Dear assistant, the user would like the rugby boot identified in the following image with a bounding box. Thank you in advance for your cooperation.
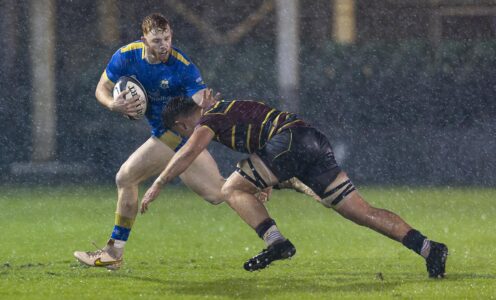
[244,239,296,271]
[425,241,448,278]
[74,239,123,270]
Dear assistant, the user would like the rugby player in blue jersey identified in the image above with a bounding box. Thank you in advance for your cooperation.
[140,90,448,278]
[74,13,227,270]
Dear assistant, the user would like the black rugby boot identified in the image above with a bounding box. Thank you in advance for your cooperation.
[244,239,296,271]
[426,241,448,278]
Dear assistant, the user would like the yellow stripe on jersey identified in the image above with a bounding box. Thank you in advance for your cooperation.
[103,70,115,83]
[204,101,237,115]
[204,101,221,114]
[268,112,284,140]
[142,45,147,59]
[159,130,182,150]
[224,100,236,114]
[246,124,252,153]
[120,42,145,53]
[231,125,236,149]
[171,49,190,66]
[277,119,304,133]
[259,109,276,148]
[199,125,216,136]
[262,109,276,125]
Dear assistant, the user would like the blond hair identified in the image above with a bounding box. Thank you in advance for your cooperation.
[141,13,170,35]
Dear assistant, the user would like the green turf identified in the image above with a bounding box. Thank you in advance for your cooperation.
[0,186,495,299]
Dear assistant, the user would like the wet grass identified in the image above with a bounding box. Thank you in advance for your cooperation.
[0,185,495,299]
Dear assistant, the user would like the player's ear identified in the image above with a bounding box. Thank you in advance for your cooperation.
[174,120,187,131]
[141,36,148,46]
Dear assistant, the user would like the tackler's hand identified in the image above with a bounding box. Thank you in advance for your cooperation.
[140,181,163,214]
[213,90,222,101]
[256,186,273,204]
[202,88,219,107]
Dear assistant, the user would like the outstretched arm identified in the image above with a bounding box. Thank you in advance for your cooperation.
[140,126,215,213]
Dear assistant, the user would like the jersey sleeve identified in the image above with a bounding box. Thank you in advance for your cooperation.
[105,49,126,83]
[183,63,207,97]
[197,114,224,135]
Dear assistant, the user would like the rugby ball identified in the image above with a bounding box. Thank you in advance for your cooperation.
[113,76,148,120]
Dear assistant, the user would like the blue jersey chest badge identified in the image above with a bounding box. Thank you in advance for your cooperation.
[160,79,169,89]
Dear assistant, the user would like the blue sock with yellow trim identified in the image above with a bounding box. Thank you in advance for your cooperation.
[110,214,134,250]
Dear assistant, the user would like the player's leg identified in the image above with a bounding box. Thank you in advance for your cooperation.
[327,173,413,241]
[221,166,272,229]
[74,135,226,269]
[74,136,174,269]
[111,141,225,253]
[273,127,448,278]
[222,154,296,271]
[310,171,448,278]
[178,148,225,205]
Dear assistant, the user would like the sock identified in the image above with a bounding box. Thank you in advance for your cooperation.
[113,239,126,248]
[255,218,285,247]
[110,213,134,249]
[402,229,429,257]
[420,239,431,258]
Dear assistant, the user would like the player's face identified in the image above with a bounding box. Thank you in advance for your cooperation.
[173,115,198,137]
[142,26,172,62]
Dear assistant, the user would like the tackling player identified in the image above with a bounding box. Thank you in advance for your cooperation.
[140,90,449,278]
[73,13,226,270]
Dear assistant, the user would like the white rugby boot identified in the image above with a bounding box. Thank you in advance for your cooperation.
[74,239,123,270]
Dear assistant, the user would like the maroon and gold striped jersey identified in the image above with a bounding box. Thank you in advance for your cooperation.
[197,100,307,153]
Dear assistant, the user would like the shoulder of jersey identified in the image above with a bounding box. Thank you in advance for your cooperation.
[169,47,192,66]
[119,41,146,59]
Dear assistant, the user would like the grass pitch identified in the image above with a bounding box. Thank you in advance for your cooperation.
[0,185,495,299]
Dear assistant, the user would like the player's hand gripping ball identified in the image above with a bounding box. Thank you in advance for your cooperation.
[112,76,148,120]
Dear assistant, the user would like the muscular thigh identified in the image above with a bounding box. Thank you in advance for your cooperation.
[118,136,174,185]
[179,149,225,204]
[235,153,280,190]
[120,136,223,201]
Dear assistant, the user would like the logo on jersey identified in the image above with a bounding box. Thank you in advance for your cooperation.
[160,79,169,89]
[196,77,205,85]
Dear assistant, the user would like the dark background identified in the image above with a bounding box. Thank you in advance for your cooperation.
[1,0,495,186]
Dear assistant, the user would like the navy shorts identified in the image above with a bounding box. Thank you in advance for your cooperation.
[256,126,341,198]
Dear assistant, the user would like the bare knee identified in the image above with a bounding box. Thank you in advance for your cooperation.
[115,167,128,189]
[203,192,224,205]
[221,181,252,206]
[115,163,138,189]
[196,183,225,205]
[220,183,236,204]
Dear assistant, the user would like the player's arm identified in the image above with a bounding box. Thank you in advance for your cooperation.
[184,62,220,108]
[95,72,116,109]
[95,72,142,118]
[95,72,143,117]
[140,126,215,213]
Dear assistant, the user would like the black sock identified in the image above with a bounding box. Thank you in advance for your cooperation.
[255,218,285,246]
[402,229,427,255]
[255,218,276,238]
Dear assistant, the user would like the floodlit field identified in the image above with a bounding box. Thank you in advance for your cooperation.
[0,186,494,299]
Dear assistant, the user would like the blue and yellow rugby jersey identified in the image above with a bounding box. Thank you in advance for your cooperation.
[104,41,206,141]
